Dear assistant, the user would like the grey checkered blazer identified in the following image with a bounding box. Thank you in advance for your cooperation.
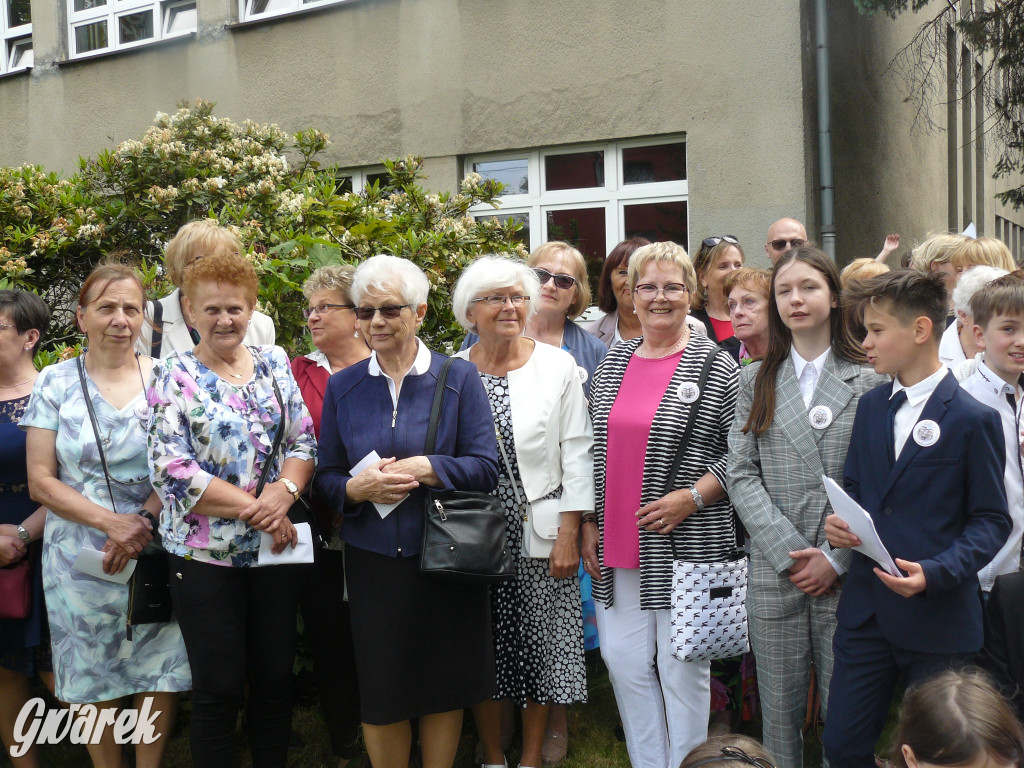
[726,355,888,619]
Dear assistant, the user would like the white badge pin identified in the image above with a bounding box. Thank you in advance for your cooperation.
[677,382,700,404]
[134,402,151,422]
[577,366,589,385]
[809,405,833,430]
[913,420,940,447]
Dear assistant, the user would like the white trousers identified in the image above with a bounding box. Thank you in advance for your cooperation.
[595,568,710,768]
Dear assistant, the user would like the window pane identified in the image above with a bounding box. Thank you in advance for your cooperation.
[473,159,529,196]
[248,0,293,15]
[545,207,606,297]
[476,213,530,249]
[366,172,389,188]
[544,151,604,191]
[164,3,197,36]
[622,143,687,184]
[75,20,107,53]
[7,0,30,27]
[73,0,106,11]
[335,176,354,195]
[623,200,689,251]
[9,38,31,70]
[119,10,154,44]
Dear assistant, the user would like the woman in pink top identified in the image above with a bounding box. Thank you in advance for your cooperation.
[582,241,740,768]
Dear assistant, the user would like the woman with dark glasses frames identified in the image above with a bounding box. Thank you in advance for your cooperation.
[291,264,369,768]
[315,254,500,768]
[690,236,745,352]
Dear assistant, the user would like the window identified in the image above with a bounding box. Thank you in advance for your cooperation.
[1,0,31,75]
[240,0,358,23]
[334,166,389,195]
[467,138,688,284]
[68,0,196,59]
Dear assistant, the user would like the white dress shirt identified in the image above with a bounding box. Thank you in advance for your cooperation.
[961,353,1024,590]
[938,321,967,369]
[891,365,948,459]
[791,346,831,408]
[367,338,432,407]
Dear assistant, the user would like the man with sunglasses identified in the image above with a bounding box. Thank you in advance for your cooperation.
[765,219,809,267]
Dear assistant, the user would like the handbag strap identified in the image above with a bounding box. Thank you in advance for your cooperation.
[494,429,525,513]
[254,349,287,498]
[424,357,457,455]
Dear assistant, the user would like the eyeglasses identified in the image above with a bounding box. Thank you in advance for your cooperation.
[0,323,17,332]
[687,746,777,768]
[534,268,576,290]
[302,303,355,319]
[471,295,531,307]
[727,296,763,312]
[353,304,411,321]
[769,238,806,251]
[702,235,739,248]
[634,283,689,301]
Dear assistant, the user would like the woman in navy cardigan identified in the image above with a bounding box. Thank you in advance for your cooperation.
[314,255,500,768]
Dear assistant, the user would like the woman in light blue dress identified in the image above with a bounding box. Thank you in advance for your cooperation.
[22,262,190,768]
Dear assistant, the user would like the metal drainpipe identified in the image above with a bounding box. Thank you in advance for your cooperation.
[815,0,837,260]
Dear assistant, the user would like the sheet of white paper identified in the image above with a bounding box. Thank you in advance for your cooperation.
[821,476,903,577]
[351,450,403,518]
[258,522,315,566]
[73,547,137,584]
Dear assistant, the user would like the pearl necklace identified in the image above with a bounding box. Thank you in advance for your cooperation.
[635,329,689,359]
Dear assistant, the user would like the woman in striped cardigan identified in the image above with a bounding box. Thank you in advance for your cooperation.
[581,241,739,768]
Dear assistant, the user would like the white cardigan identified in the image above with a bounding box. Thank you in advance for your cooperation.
[136,288,277,359]
[456,341,595,513]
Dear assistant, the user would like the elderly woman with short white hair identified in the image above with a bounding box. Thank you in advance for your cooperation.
[941,264,1009,371]
[453,256,594,768]
[315,255,500,768]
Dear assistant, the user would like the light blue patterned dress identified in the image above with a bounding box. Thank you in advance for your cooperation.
[147,346,316,567]
[20,358,191,704]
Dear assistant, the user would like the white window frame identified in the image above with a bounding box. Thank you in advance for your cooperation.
[467,136,689,257]
[1,0,32,75]
[335,165,389,195]
[67,0,196,60]
[239,0,359,24]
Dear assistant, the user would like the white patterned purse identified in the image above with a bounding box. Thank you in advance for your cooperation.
[670,557,749,662]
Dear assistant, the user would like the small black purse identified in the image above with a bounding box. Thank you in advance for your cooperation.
[76,354,172,638]
[418,358,513,583]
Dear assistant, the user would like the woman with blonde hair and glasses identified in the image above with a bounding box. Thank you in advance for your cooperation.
[689,236,745,351]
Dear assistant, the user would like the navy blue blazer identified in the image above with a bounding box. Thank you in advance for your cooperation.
[313,351,500,558]
[838,371,1010,654]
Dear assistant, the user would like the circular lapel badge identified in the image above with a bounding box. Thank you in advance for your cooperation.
[134,403,151,422]
[677,382,700,404]
[577,366,589,385]
[913,420,941,448]
[809,405,833,430]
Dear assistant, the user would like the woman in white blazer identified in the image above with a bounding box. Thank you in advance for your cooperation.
[136,220,276,359]
[454,256,594,768]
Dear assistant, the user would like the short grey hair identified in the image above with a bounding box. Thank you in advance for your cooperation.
[303,264,356,301]
[452,255,540,332]
[351,254,430,307]
[952,265,1009,318]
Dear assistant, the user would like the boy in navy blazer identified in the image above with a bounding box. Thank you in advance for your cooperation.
[823,270,1010,768]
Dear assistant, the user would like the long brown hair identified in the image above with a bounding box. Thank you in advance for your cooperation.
[743,245,866,435]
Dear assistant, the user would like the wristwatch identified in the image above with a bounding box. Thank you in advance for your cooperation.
[16,525,31,544]
[689,487,706,512]
[280,477,300,500]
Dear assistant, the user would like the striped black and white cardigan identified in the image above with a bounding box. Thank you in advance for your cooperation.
[590,334,739,610]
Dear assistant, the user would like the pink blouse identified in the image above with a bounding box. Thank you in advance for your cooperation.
[603,349,684,568]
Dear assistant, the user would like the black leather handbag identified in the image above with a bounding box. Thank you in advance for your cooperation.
[419,358,514,583]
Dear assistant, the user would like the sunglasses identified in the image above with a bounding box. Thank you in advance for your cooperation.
[302,303,355,319]
[769,238,806,251]
[534,268,576,290]
[353,304,411,321]
[702,235,739,248]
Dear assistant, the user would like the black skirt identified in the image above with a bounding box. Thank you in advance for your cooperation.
[345,544,495,725]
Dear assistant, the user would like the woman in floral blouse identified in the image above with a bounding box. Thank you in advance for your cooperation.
[147,250,316,768]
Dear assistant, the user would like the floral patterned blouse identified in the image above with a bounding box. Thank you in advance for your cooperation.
[147,345,316,567]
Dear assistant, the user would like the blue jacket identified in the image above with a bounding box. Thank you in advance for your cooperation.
[314,351,500,557]
[460,319,606,396]
[839,371,1010,654]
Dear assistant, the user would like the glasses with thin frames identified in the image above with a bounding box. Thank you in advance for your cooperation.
[687,746,777,768]
[702,235,739,248]
[302,303,355,319]
[0,322,18,332]
[634,283,689,301]
[769,237,806,251]
[353,304,411,321]
[534,268,576,290]
[471,295,531,308]
[727,296,763,313]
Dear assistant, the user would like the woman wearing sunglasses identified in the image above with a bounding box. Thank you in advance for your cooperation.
[315,255,500,768]
[291,264,369,768]
[690,236,745,352]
